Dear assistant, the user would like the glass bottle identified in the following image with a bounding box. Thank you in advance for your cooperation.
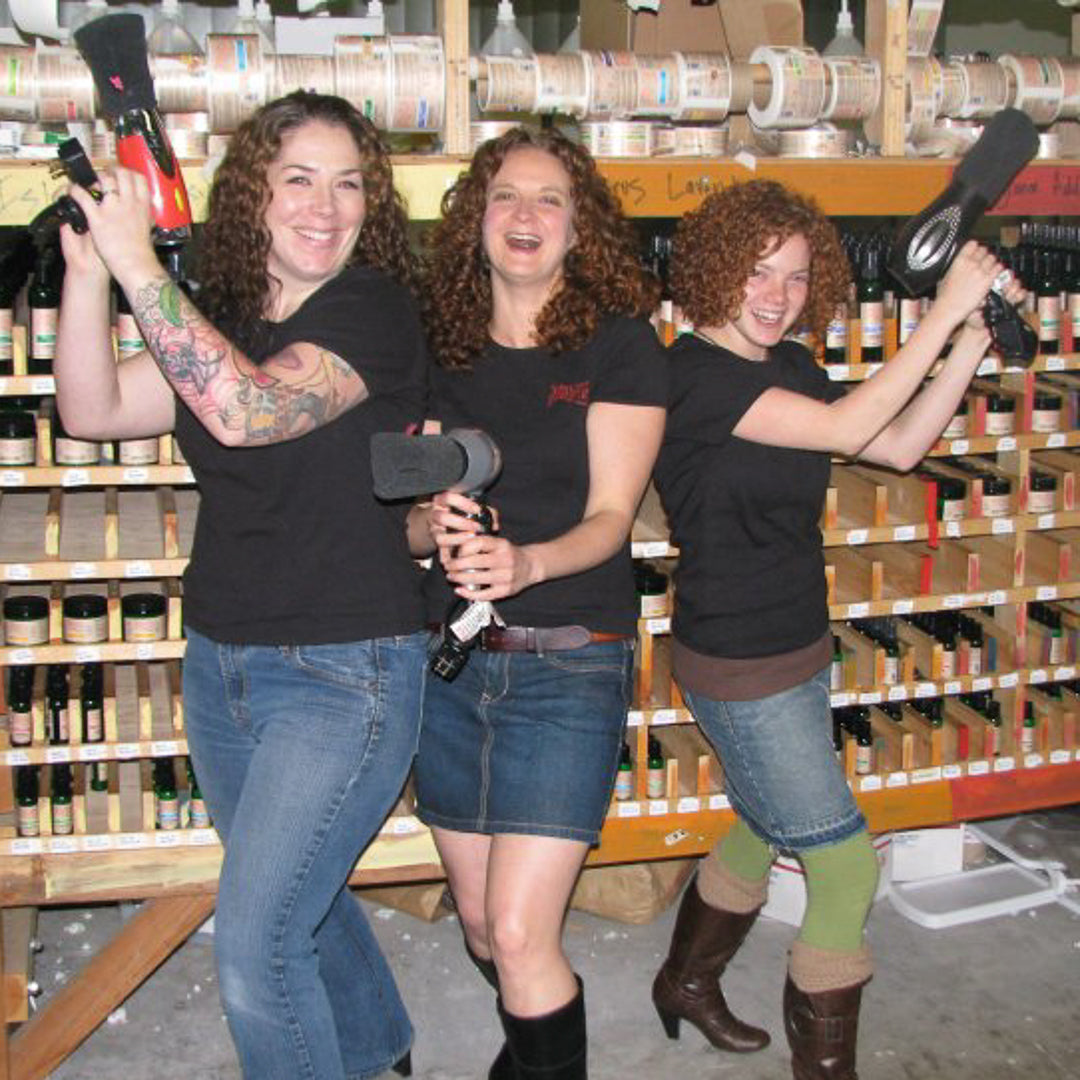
[857,243,884,364]
[154,758,180,830]
[15,765,40,838]
[28,241,64,376]
[7,664,33,747]
[1021,701,1037,753]
[0,231,33,376]
[147,0,203,57]
[614,742,633,801]
[80,663,104,743]
[45,664,69,745]
[646,736,665,799]
[50,763,74,836]
[1036,249,1061,356]
[186,758,211,828]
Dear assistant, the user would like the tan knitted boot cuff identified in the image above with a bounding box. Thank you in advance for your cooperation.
[697,851,770,914]
[789,940,874,994]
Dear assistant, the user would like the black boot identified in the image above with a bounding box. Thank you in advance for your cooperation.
[466,941,500,992]
[783,974,867,1079]
[391,1050,412,1077]
[493,975,587,1080]
[652,876,770,1053]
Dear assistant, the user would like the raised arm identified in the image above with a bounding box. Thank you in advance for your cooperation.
[733,242,1004,466]
[60,169,367,448]
[434,402,665,601]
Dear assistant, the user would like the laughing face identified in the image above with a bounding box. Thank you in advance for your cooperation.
[481,146,576,298]
[712,233,811,361]
[264,119,366,319]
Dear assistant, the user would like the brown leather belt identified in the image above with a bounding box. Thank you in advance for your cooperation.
[479,625,629,652]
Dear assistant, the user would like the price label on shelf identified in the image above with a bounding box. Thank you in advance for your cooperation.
[1024,753,1044,769]
[1037,513,1057,529]
[74,646,102,663]
[651,708,677,726]
[945,520,962,538]
[708,794,730,811]
[4,563,30,580]
[991,518,1014,534]
[944,681,961,695]
[1045,355,1066,371]
[30,378,52,395]
[644,617,670,635]
[892,526,916,542]
[831,692,853,707]
[387,816,420,835]
[49,837,78,854]
[122,467,150,484]
[915,682,936,698]
[1036,586,1058,601]
[82,834,115,851]
[116,742,140,759]
[635,541,669,558]
[9,648,34,664]
[1046,432,1066,448]
[972,676,993,692]
[71,562,98,579]
[888,685,908,701]
[999,672,1019,688]
[943,764,963,780]
[190,829,218,846]
[892,599,914,615]
[949,439,969,455]
[846,529,868,546]
[649,800,668,816]
[858,691,882,704]
[125,560,152,578]
[1029,669,1047,684]
[11,838,42,855]
[154,832,183,848]
[886,771,909,788]
[0,470,25,486]
[859,775,883,792]
[61,469,90,488]
[943,593,964,608]
[151,740,180,757]
[116,832,150,849]
[1054,666,1076,681]
[4,749,30,766]
[987,591,1007,606]
[993,757,1015,773]
[846,602,869,618]
[45,746,71,763]
[1050,749,1071,765]
[968,759,990,775]
[995,436,1017,452]
[911,767,942,784]
[136,643,156,660]
[625,710,643,727]
[676,796,700,814]
[826,365,851,380]
[77,744,106,761]
[616,801,640,818]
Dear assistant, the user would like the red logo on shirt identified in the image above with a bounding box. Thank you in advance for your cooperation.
[547,381,591,407]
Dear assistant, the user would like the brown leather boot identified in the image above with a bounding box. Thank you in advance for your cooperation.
[651,877,770,1053]
[783,974,867,1079]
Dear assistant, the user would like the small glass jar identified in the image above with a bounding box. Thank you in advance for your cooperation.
[0,411,36,465]
[937,477,966,521]
[4,594,49,645]
[1028,470,1058,515]
[942,398,969,439]
[983,393,1015,436]
[118,437,159,466]
[62,593,108,643]
[54,418,100,466]
[1031,391,1063,434]
[981,475,1012,518]
[121,592,167,641]
[635,563,669,618]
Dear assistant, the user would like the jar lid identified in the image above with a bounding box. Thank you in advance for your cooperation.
[121,592,166,617]
[1030,470,1057,491]
[4,594,48,619]
[985,393,1014,411]
[982,475,1011,495]
[63,594,106,619]
[0,411,35,437]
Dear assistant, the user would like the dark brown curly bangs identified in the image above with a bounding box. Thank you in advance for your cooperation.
[670,179,849,342]
[422,126,659,370]
[196,90,418,338]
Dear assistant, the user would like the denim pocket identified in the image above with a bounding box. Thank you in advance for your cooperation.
[286,641,379,689]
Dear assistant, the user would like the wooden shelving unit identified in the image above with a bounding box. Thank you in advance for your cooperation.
[2,0,1080,1076]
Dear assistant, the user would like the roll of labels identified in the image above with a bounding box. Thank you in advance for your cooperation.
[1,37,1079,151]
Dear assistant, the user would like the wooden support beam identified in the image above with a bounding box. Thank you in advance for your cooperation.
[865,0,907,156]
[437,0,470,156]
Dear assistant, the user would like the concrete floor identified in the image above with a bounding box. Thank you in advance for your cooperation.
[27,812,1080,1080]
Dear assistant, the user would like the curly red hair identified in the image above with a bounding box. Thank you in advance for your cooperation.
[670,179,849,341]
[196,91,418,339]
[422,127,659,370]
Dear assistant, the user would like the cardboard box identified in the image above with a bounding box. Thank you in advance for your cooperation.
[890,825,966,883]
[761,834,892,928]
[580,0,802,57]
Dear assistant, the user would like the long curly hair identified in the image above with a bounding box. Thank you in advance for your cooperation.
[196,90,418,337]
[422,127,659,370]
[670,179,849,342]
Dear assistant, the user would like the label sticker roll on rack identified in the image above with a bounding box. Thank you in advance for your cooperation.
[673,52,732,121]
[633,53,680,116]
[905,57,938,142]
[822,56,879,121]
[579,119,655,157]
[950,60,1009,120]
[583,51,637,118]
[387,35,445,132]
[1000,54,1064,126]
[907,0,944,58]
[778,123,852,158]
[536,53,590,117]
[748,46,827,130]
[1056,56,1080,119]
[653,122,728,156]
[475,55,538,114]
[335,35,392,129]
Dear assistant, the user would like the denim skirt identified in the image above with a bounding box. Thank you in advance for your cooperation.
[682,665,866,852]
[416,638,634,844]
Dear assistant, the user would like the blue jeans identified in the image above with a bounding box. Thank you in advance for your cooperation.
[183,627,426,1080]
[683,665,866,852]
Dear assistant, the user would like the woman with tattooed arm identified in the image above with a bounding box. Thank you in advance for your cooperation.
[53,92,427,1080]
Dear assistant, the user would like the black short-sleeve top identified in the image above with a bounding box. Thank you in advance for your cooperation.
[424,315,668,635]
[654,335,844,659]
[175,264,429,645]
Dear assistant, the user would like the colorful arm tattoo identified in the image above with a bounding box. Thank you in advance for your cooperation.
[132,276,361,444]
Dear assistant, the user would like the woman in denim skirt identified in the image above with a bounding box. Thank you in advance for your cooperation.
[652,179,1019,1079]
[54,92,428,1080]
[409,127,667,1079]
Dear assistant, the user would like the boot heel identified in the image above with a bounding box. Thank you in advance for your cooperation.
[391,1050,412,1077]
[655,1005,681,1040]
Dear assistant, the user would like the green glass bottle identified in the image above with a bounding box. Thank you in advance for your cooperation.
[646,735,665,799]
[613,741,633,801]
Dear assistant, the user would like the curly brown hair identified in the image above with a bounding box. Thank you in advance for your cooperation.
[422,127,660,370]
[196,91,418,338]
[670,179,849,342]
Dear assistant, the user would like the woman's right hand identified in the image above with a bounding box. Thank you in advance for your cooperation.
[429,490,488,557]
[933,241,1004,326]
[58,196,109,283]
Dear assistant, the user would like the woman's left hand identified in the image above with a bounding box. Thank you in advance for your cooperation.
[442,532,538,601]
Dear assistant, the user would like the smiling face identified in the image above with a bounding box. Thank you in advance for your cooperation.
[712,233,811,361]
[481,146,576,297]
[264,119,366,318]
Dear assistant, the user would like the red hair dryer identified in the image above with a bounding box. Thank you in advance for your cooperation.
[73,13,192,249]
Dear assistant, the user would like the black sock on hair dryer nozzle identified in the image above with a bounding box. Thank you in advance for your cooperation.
[888,107,1040,364]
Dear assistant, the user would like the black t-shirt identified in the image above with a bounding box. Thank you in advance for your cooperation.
[654,336,844,659]
[424,315,668,635]
[176,264,428,644]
